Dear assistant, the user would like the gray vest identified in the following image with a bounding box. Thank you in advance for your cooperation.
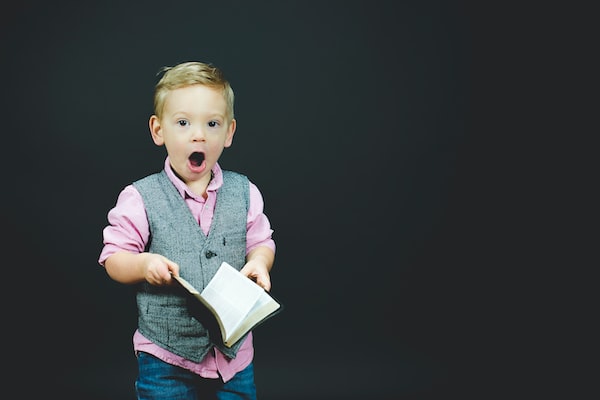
[133,169,249,361]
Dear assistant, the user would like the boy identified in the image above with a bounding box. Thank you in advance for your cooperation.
[98,61,276,399]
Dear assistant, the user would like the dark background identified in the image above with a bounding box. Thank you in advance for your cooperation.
[0,1,563,398]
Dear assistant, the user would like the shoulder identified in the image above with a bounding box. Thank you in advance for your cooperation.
[221,170,251,191]
[132,170,168,192]
[222,169,248,181]
[111,184,145,215]
[221,170,264,196]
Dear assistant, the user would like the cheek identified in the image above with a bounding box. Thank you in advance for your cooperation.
[164,136,187,153]
[206,142,226,159]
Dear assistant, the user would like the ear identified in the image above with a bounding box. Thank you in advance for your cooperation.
[149,115,165,146]
[224,118,236,148]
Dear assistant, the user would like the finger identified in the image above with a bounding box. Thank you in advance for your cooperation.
[256,275,271,292]
[165,259,180,277]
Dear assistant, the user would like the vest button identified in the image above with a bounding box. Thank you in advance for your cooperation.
[205,251,217,259]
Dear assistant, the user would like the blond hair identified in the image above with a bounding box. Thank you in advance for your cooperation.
[153,61,235,121]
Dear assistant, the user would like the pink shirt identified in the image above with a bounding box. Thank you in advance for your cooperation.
[98,158,276,382]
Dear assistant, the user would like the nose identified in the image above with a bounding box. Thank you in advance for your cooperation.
[191,126,206,142]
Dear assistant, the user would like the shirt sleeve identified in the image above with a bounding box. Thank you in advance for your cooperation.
[98,185,150,266]
[246,181,276,255]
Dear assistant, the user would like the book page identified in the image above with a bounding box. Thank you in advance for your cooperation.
[231,291,281,342]
[200,263,263,340]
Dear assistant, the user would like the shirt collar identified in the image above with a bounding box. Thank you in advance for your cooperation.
[163,156,223,200]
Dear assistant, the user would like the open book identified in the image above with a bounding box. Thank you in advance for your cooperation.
[173,262,282,348]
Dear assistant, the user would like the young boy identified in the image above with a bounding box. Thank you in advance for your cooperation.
[98,61,276,399]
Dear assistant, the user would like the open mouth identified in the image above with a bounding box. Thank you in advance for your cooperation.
[189,152,205,167]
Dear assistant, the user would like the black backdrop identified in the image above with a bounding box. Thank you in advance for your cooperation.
[0,1,510,398]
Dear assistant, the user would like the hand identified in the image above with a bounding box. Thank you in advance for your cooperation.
[240,259,271,292]
[142,253,180,286]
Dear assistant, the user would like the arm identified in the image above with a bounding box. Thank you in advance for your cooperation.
[105,251,180,286]
[99,185,179,286]
[241,245,275,291]
[241,182,276,291]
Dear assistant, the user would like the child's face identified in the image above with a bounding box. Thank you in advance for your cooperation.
[149,85,235,186]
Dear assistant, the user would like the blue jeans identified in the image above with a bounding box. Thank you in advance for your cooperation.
[135,351,257,400]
